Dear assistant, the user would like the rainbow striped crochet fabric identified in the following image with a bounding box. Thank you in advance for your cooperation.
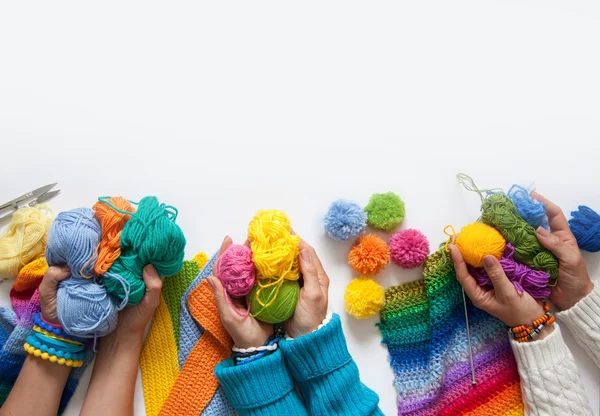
[378,248,524,415]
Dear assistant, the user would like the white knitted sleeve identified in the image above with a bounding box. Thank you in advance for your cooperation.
[511,325,593,416]
[556,285,600,369]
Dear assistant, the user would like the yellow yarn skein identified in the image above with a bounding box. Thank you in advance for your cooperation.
[0,205,53,281]
[449,222,506,268]
[248,209,300,307]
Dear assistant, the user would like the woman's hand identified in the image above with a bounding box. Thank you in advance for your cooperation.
[39,265,71,325]
[208,236,273,349]
[532,193,594,311]
[284,240,329,338]
[450,246,547,330]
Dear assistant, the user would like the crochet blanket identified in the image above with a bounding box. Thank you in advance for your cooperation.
[378,248,524,415]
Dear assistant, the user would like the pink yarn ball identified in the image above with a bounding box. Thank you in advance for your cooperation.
[215,244,256,297]
[389,229,430,269]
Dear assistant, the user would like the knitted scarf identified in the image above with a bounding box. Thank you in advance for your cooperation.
[378,248,524,415]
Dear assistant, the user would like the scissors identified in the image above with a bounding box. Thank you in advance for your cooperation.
[0,183,60,221]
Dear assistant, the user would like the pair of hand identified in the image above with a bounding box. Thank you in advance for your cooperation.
[208,236,330,349]
[451,193,594,332]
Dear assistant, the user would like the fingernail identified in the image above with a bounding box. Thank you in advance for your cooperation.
[483,256,495,268]
[300,249,311,263]
[536,227,550,237]
[144,264,157,275]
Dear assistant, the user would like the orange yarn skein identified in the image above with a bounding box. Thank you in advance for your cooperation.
[92,197,135,275]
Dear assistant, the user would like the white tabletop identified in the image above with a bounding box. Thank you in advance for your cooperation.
[1,1,599,415]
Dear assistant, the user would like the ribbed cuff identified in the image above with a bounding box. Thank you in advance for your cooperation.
[214,349,295,410]
[280,313,352,383]
[510,325,572,373]
[556,285,600,333]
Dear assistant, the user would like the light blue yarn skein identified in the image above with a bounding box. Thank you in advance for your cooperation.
[46,208,119,338]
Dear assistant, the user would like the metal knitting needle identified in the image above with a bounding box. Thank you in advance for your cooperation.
[462,287,477,385]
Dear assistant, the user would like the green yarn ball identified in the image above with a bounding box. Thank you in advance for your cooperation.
[364,192,406,231]
[247,279,299,324]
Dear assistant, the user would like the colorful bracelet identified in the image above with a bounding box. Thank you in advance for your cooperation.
[509,302,555,342]
[233,336,281,366]
[24,335,85,367]
[32,313,85,343]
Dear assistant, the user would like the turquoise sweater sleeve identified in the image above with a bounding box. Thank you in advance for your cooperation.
[214,347,309,416]
[279,313,384,416]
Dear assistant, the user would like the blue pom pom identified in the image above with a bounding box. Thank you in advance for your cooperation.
[324,200,367,241]
[569,205,600,252]
[507,185,548,229]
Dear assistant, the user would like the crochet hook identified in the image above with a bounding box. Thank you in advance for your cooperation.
[462,287,477,385]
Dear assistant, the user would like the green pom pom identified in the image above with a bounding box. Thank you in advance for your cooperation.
[247,280,299,324]
[364,192,405,231]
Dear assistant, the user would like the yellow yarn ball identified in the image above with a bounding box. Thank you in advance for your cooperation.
[248,210,300,281]
[0,205,53,281]
[456,222,506,268]
[344,277,385,319]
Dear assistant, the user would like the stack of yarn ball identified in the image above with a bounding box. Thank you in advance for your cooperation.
[324,192,430,319]
[214,209,300,324]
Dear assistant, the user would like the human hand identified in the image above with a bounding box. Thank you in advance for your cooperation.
[450,246,548,331]
[39,265,71,325]
[532,193,593,311]
[284,239,329,338]
[208,236,273,349]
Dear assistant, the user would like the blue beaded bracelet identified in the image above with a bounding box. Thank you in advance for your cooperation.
[25,335,86,361]
[32,313,85,343]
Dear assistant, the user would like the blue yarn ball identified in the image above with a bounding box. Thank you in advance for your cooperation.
[507,185,548,230]
[324,200,367,241]
[47,208,119,338]
[569,205,600,252]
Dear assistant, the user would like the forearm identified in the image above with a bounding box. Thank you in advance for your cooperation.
[0,355,70,416]
[511,325,592,416]
[80,331,143,416]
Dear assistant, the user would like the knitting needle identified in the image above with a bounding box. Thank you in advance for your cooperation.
[462,287,477,385]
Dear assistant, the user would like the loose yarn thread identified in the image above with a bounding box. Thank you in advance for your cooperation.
[46,208,119,338]
[569,206,600,252]
[0,205,53,281]
[102,196,186,306]
[507,184,548,230]
[215,244,256,318]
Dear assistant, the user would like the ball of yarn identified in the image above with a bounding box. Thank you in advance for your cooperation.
[507,185,548,230]
[389,229,430,269]
[247,279,299,324]
[481,193,558,284]
[0,205,53,281]
[348,234,390,275]
[46,208,119,338]
[248,210,300,281]
[215,244,256,297]
[344,277,385,319]
[103,196,186,306]
[93,196,135,275]
[455,222,506,268]
[569,205,600,252]
[324,200,367,241]
[364,192,405,231]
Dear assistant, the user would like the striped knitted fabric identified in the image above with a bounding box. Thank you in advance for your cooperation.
[378,248,524,415]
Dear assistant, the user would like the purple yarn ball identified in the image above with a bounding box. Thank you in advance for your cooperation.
[389,229,430,269]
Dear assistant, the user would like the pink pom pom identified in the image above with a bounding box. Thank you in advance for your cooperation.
[215,244,256,297]
[389,229,430,269]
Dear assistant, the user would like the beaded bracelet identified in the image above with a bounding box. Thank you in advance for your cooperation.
[24,335,85,367]
[509,302,555,342]
[234,336,281,366]
[32,313,85,343]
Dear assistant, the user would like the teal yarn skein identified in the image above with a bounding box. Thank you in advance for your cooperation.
[102,196,186,306]
[46,208,119,338]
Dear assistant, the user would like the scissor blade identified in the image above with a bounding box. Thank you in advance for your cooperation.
[34,189,60,205]
[30,183,57,200]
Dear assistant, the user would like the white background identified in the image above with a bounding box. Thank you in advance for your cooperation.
[1,1,600,415]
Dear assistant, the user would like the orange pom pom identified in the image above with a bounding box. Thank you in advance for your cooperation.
[348,234,390,275]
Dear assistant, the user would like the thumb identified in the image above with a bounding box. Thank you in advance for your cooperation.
[142,265,163,310]
[482,256,514,301]
[207,276,232,320]
[536,226,571,260]
[299,248,320,295]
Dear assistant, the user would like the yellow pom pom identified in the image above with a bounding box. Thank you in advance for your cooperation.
[455,222,506,268]
[344,277,385,319]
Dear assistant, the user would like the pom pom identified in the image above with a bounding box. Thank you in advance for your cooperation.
[344,277,385,319]
[0,205,53,281]
[215,244,256,297]
[323,200,367,241]
[247,279,299,324]
[507,185,548,229]
[569,205,600,252]
[454,222,506,268]
[389,229,430,269]
[364,192,405,231]
[348,234,390,275]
